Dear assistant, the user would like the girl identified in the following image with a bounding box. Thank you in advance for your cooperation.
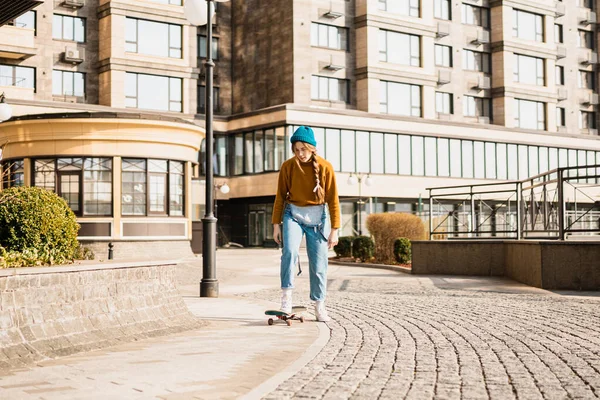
[272,126,340,322]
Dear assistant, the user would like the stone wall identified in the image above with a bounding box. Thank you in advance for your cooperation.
[0,261,202,369]
[79,240,194,261]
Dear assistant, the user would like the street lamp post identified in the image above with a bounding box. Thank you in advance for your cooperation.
[347,173,372,235]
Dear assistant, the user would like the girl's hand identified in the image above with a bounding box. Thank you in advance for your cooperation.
[273,224,282,246]
[328,229,339,249]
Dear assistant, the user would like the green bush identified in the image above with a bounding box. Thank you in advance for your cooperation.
[352,236,374,262]
[0,186,80,266]
[333,236,353,257]
[393,237,411,264]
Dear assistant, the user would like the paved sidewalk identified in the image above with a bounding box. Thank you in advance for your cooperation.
[0,249,329,400]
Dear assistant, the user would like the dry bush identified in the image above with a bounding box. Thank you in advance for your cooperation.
[366,213,426,264]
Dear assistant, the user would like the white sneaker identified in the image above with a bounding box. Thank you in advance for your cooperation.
[281,288,292,314]
[315,301,331,322]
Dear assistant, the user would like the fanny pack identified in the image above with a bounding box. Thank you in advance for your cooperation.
[287,203,326,227]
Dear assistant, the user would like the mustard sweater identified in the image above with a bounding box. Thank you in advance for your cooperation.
[272,157,341,229]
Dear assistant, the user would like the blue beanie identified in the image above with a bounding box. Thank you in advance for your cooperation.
[290,126,317,147]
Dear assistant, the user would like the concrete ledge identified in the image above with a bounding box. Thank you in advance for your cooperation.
[328,259,411,274]
[0,261,203,370]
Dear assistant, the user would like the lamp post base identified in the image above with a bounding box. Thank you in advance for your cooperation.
[200,279,219,297]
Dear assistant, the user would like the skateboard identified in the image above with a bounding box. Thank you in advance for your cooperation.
[265,306,307,326]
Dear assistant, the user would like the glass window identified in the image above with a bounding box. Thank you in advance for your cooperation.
[379,30,420,66]
[148,160,168,214]
[398,135,411,175]
[52,70,85,97]
[513,54,545,86]
[463,96,491,117]
[555,24,563,43]
[436,92,453,114]
[264,129,275,172]
[579,111,596,129]
[34,159,56,191]
[514,99,545,130]
[198,35,219,59]
[2,160,24,188]
[462,141,474,178]
[244,132,253,173]
[463,50,490,73]
[126,18,182,58]
[371,132,384,173]
[579,0,593,8]
[497,143,507,180]
[233,134,243,175]
[512,9,544,42]
[578,70,595,89]
[518,145,528,179]
[198,85,220,114]
[356,131,370,173]
[254,130,264,173]
[311,75,349,102]
[529,146,539,176]
[53,14,85,42]
[556,107,566,127]
[558,148,568,168]
[311,23,348,50]
[215,136,228,176]
[411,136,424,175]
[126,73,182,112]
[556,66,565,85]
[379,0,420,17]
[435,44,452,67]
[578,30,594,48]
[437,138,449,177]
[485,142,496,179]
[549,148,559,172]
[0,64,35,89]
[462,4,490,28]
[380,81,421,117]
[539,147,549,174]
[507,144,518,180]
[11,11,35,30]
[450,139,461,177]
[83,158,112,216]
[275,127,286,169]
[326,128,341,171]
[384,134,398,174]
[309,127,325,159]
[425,137,437,177]
[434,0,451,20]
[341,130,356,172]
[474,141,485,179]
[169,161,184,216]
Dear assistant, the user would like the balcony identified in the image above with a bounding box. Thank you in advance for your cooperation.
[437,69,451,84]
[436,22,450,38]
[557,87,568,101]
[579,51,598,65]
[580,92,599,105]
[578,9,597,25]
[556,45,567,59]
[0,25,36,59]
[471,76,491,90]
[469,30,490,45]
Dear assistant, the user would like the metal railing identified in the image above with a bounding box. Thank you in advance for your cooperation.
[428,164,600,240]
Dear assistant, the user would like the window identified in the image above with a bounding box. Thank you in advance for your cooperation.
[578,70,595,89]
[311,23,348,50]
[379,30,420,66]
[436,92,453,114]
[198,35,219,59]
[53,14,85,42]
[463,50,490,73]
[462,4,489,28]
[32,158,112,216]
[1,160,24,188]
[0,65,35,89]
[52,70,85,97]
[513,54,545,86]
[556,66,565,85]
[122,159,184,216]
[555,24,563,43]
[125,73,182,112]
[311,76,349,102]
[9,11,35,30]
[379,0,419,17]
[380,81,421,117]
[126,18,182,58]
[512,9,543,42]
[435,44,452,67]
[579,111,596,129]
[556,107,566,127]
[434,0,451,20]
[198,85,220,114]
[578,30,594,49]
[514,99,545,130]
[463,96,491,117]
[579,0,593,8]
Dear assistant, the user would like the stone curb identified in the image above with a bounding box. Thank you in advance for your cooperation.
[328,259,412,274]
[0,259,182,277]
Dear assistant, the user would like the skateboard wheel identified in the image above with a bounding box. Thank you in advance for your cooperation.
[268,318,274,326]
[286,320,292,326]
[300,316,305,323]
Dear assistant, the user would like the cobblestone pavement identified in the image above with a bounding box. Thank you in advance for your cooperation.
[254,268,600,400]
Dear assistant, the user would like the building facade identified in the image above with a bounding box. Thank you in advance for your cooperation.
[2,0,600,253]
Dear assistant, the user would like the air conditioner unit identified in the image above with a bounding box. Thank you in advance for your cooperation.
[474,76,491,90]
[556,45,567,59]
[437,69,451,84]
[578,10,597,25]
[555,2,566,17]
[557,87,568,100]
[579,52,598,65]
[471,30,490,45]
[323,10,343,19]
[436,22,450,38]
[61,0,84,8]
[478,116,490,124]
[324,63,344,71]
[581,93,599,105]
[63,47,84,63]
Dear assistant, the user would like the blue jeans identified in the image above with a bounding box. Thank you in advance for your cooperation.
[280,204,330,301]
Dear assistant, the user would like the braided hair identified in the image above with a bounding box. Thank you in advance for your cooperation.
[292,142,325,204]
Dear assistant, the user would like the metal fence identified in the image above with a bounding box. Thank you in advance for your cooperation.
[427,164,600,240]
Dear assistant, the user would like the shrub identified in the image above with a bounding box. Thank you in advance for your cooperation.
[394,237,411,264]
[366,213,425,264]
[333,236,353,257]
[0,186,80,266]
[352,236,374,262]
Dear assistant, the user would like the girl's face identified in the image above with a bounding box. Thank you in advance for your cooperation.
[293,142,312,163]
